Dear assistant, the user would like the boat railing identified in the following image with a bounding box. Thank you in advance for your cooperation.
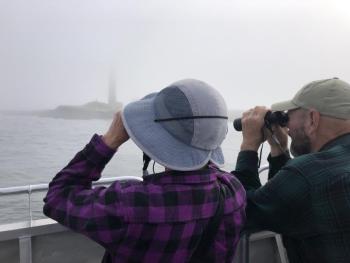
[0,164,270,226]
[0,176,143,227]
[0,164,288,263]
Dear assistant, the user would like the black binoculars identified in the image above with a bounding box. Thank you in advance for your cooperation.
[233,111,289,131]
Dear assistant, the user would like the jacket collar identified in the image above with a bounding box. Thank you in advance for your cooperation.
[142,163,222,185]
[319,132,350,152]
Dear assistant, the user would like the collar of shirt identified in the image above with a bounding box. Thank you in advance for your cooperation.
[142,164,222,185]
[319,132,350,152]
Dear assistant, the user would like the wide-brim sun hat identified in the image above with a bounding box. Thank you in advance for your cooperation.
[121,79,228,171]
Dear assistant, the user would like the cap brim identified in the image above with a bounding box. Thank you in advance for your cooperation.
[271,100,299,112]
[121,94,224,171]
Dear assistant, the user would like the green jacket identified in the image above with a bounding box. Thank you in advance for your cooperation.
[233,133,350,263]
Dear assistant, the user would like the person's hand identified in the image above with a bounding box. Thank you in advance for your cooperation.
[240,106,269,152]
[265,124,289,157]
[102,111,129,150]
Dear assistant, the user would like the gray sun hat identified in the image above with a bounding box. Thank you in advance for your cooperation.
[271,78,350,119]
[121,79,228,171]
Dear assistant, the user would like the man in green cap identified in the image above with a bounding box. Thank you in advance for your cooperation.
[232,78,350,263]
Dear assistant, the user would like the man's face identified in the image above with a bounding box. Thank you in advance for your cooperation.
[287,108,312,157]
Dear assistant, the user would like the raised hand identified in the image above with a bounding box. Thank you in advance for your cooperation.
[240,106,269,152]
[102,111,129,150]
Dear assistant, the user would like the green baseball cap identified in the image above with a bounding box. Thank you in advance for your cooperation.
[271,78,350,120]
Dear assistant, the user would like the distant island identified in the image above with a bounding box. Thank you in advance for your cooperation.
[0,74,122,120]
[1,72,241,121]
[1,105,241,121]
[35,101,120,120]
[37,103,240,121]
[34,73,122,120]
[1,106,241,121]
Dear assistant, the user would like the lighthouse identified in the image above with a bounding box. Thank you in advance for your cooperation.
[108,73,117,107]
[107,71,123,112]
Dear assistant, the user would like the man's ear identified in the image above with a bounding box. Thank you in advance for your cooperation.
[307,109,320,135]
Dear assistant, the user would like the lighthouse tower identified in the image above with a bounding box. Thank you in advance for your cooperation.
[108,73,117,107]
[107,71,123,111]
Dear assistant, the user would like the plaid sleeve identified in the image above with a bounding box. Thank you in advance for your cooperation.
[43,134,126,249]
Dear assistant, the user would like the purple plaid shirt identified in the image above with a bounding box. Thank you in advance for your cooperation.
[43,134,246,262]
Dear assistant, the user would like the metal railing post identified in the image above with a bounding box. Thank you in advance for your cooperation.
[233,233,250,263]
[275,234,289,263]
[28,185,32,227]
[19,235,32,263]
[0,176,143,263]
[241,233,250,263]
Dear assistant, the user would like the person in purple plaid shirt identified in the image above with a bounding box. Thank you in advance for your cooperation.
[43,79,246,263]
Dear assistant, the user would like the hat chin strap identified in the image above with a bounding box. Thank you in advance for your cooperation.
[142,152,151,171]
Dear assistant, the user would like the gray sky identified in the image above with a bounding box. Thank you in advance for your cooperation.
[0,0,349,111]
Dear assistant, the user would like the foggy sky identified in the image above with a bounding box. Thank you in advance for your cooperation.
[0,0,349,111]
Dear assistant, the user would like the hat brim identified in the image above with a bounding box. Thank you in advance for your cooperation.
[271,100,299,112]
[121,93,224,171]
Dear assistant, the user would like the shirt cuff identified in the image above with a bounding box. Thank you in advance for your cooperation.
[82,134,116,168]
[267,152,291,166]
[235,150,259,174]
[267,152,291,180]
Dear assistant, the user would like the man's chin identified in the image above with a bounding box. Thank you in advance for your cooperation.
[290,145,311,157]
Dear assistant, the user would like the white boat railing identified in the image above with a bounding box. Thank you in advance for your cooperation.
[0,176,143,195]
[0,166,269,226]
[0,164,289,263]
[0,176,143,227]
[0,165,270,196]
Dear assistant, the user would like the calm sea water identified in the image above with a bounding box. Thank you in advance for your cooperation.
[0,114,269,224]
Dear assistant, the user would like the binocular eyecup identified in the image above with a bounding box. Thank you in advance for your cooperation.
[233,111,289,131]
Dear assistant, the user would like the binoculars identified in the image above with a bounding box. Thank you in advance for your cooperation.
[233,111,289,131]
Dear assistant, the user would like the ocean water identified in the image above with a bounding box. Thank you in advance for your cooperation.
[0,114,269,224]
